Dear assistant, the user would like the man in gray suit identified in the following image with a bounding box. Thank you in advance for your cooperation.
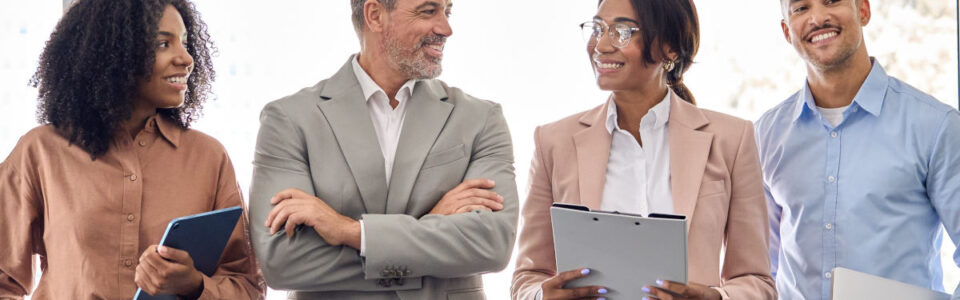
[247,0,518,299]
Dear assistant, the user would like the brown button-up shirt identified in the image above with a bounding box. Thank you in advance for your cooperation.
[0,115,264,299]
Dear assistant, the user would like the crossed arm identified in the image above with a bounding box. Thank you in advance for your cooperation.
[248,102,518,291]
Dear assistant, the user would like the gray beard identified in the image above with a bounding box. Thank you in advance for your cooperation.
[381,27,443,80]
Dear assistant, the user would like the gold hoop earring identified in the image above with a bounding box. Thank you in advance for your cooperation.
[663,60,676,72]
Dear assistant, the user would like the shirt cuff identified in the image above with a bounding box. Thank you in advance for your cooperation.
[359,219,366,256]
[535,287,543,300]
[711,286,730,300]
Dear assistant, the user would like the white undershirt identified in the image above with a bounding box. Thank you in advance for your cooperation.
[352,55,417,256]
[816,105,849,127]
[600,90,674,216]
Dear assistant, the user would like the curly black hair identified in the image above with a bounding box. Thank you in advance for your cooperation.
[30,0,216,158]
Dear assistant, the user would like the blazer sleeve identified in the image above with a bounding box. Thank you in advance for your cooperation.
[248,101,375,291]
[0,149,40,300]
[195,152,265,299]
[360,103,519,279]
[511,126,556,300]
[717,120,776,299]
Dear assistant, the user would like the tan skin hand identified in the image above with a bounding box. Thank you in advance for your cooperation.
[134,245,203,298]
[428,179,504,215]
[644,280,722,300]
[541,268,609,300]
[264,188,360,248]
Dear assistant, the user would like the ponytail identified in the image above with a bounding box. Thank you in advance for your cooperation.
[666,59,696,105]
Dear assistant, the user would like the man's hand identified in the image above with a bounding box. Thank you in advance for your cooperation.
[429,179,504,215]
[265,188,361,248]
[643,280,722,300]
[135,245,204,298]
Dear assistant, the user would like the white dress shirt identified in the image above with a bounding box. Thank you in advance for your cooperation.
[352,55,418,256]
[600,90,673,216]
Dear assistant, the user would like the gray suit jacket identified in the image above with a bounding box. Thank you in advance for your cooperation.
[248,57,519,300]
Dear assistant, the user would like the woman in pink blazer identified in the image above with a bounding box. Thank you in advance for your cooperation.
[510,0,775,299]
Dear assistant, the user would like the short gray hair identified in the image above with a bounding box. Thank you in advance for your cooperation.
[351,0,398,37]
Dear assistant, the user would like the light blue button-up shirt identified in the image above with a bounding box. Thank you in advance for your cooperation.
[755,60,960,300]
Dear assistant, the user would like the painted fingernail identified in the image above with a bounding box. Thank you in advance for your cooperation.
[598,298,607,300]
[642,286,650,293]
[598,288,608,294]
[657,279,665,286]
[642,298,650,300]
[581,268,590,275]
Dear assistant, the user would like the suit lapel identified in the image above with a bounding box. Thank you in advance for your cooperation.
[385,80,452,213]
[668,95,713,219]
[573,103,612,210]
[317,57,389,214]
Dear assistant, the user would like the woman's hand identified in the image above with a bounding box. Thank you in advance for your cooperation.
[541,268,609,300]
[642,279,722,300]
[135,245,204,298]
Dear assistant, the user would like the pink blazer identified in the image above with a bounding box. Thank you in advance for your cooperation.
[511,94,776,299]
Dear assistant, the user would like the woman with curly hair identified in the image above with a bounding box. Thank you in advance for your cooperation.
[0,0,264,299]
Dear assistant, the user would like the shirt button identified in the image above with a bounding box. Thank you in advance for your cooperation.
[127,214,136,222]
[123,259,134,267]
[825,272,833,279]
[824,223,833,230]
[138,140,146,147]
[852,107,859,112]
[830,131,838,138]
[828,176,836,183]
[130,174,138,181]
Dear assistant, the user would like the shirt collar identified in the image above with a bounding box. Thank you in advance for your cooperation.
[147,114,181,147]
[793,57,889,121]
[351,54,418,103]
[605,89,672,133]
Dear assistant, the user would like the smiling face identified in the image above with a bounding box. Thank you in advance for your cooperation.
[589,0,670,93]
[380,0,453,79]
[781,0,870,71]
[136,5,194,110]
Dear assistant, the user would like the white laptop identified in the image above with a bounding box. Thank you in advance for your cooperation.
[831,267,950,300]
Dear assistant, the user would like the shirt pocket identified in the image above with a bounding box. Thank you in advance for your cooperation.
[422,144,466,170]
[446,287,485,300]
[698,180,726,198]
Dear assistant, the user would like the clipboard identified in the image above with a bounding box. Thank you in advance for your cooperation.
[133,206,243,300]
[551,203,687,298]
[831,267,949,300]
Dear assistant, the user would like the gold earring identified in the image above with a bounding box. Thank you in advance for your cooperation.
[663,60,676,72]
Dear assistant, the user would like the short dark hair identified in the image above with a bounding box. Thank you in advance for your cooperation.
[600,0,700,104]
[31,0,216,158]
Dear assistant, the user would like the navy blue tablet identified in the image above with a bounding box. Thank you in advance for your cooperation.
[133,206,243,300]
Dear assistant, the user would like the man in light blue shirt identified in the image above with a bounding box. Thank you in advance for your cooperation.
[756,0,960,299]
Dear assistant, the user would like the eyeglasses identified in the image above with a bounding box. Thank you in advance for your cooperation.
[579,20,640,49]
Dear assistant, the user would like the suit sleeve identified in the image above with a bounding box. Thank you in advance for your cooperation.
[195,152,265,299]
[924,111,960,298]
[360,104,519,279]
[0,146,41,299]
[510,126,556,300]
[716,120,776,299]
[248,102,376,291]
